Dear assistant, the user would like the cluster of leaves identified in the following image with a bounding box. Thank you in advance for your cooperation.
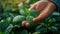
[0,0,60,34]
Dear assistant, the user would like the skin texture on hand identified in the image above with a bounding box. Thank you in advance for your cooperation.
[29,1,48,11]
[33,1,56,22]
[22,21,30,27]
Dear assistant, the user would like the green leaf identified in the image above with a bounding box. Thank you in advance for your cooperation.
[19,30,28,34]
[48,26,59,33]
[19,9,27,16]
[13,29,28,34]
[36,23,47,34]
[52,12,60,17]
[11,32,14,34]
[6,17,12,23]
[26,16,34,25]
[0,20,9,32]
[48,18,56,23]
[52,12,60,21]
[0,32,5,34]
[5,24,13,34]
[13,15,25,23]
[30,9,39,17]
[22,6,30,16]
[33,32,40,34]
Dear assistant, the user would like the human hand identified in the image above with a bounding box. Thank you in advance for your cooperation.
[22,0,56,27]
[29,0,56,23]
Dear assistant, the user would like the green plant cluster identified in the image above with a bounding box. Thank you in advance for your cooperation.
[0,0,60,34]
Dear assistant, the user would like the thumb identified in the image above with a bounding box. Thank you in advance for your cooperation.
[22,21,30,27]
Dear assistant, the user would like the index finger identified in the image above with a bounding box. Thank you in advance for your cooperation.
[29,4,37,11]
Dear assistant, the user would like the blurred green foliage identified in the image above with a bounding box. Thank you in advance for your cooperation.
[0,0,60,34]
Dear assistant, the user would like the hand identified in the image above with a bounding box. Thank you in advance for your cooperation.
[22,21,30,27]
[33,18,39,23]
[29,0,56,22]
[29,0,48,11]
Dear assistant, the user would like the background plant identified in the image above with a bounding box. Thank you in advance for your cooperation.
[0,0,60,34]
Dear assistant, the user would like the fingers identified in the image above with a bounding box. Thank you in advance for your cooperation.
[29,1,48,12]
[22,21,30,27]
[29,1,40,10]
[33,18,39,23]
[36,2,48,11]
[29,4,37,11]
[34,1,56,22]
[22,21,27,26]
[29,1,56,23]
[29,1,40,11]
